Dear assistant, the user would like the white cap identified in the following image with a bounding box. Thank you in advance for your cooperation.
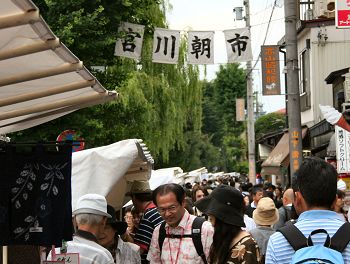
[73,193,112,218]
[337,179,347,191]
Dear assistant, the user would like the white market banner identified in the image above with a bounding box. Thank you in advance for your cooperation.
[335,125,350,173]
[187,31,214,65]
[152,28,181,64]
[115,22,145,60]
[224,27,253,63]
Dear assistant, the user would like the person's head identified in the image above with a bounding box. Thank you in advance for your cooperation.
[98,205,127,248]
[275,186,283,198]
[73,193,112,236]
[282,188,294,206]
[124,207,134,229]
[192,185,209,202]
[152,183,186,227]
[195,185,245,228]
[263,190,274,199]
[131,206,142,229]
[264,182,276,192]
[242,193,250,207]
[201,179,208,186]
[253,197,279,226]
[195,185,245,264]
[184,197,194,215]
[127,181,153,212]
[292,157,338,214]
[334,189,346,213]
[251,185,263,205]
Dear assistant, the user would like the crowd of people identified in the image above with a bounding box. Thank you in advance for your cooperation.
[46,157,350,263]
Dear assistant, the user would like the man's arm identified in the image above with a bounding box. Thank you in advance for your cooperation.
[201,221,214,259]
[146,225,162,263]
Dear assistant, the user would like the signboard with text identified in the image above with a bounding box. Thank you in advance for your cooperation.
[261,45,281,95]
[335,125,350,173]
[53,253,79,264]
[236,98,245,121]
[336,0,350,28]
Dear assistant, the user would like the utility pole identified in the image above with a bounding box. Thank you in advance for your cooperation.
[245,0,256,184]
[284,0,302,179]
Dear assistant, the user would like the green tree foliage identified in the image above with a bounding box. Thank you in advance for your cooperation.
[210,64,248,172]
[160,64,248,172]
[10,0,202,162]
[255,112,286,140]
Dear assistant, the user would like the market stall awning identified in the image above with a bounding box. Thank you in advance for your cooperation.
[71,139,154,211]
[261,128,308,176]
[0,0,117,134]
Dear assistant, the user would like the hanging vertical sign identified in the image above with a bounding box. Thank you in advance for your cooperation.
[114,22,145,60]
[236,98,245,121]
[187,31,214,64]
[261,45,281,95]
[336,0,350,28]
[152,28,181,64]
[335,125,350,173]
[224,27,253,63]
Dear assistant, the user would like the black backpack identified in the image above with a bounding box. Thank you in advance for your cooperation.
[158,217,207,264]
[278,222,350,263]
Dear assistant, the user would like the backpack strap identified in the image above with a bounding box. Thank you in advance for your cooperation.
[158,221,167,252]
[277,222,308,251]
[330,222,350,253]
[158,216,208,264]
[191,217,207,264]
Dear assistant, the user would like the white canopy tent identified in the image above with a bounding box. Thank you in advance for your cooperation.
[0,0,117,135]
[72,139,154,211]
[0,1,118,262]
[149,167,183,189]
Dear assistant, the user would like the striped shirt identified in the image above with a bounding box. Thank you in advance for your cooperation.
[265,210,350,264]
[134,203,163,263]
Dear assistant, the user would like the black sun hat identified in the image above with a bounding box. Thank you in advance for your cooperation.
[195,185,245,227]
[106,205,128,235]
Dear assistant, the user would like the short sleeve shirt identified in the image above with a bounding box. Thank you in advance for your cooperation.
[147,210,214,264]
[265,210,350,264]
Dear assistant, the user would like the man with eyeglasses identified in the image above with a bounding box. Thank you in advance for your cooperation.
[147,183,214,264]
[127,181,163,264]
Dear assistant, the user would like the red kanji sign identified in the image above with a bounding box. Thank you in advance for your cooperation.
[336,0,350,28]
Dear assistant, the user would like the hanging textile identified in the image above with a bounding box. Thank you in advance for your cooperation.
[224,27,253,63]
[114,22,145,60]
[187,31,215,65]
[0,143,72,246]
[152,28,181,64]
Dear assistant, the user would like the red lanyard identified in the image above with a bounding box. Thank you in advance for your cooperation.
[167,214,190,264]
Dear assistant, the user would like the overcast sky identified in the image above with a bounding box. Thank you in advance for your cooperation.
[167,0,286,113]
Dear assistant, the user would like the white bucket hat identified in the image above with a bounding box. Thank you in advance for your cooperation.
[73,193,112,218]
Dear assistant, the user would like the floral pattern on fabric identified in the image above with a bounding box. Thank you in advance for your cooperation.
[227,235,261,264]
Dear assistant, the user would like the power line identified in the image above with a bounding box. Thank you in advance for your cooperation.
[247,0,279,77]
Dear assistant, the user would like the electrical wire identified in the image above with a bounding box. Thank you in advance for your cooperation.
[247,0,279,77]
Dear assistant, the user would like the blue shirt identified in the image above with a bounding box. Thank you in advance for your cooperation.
[265,210,350,264]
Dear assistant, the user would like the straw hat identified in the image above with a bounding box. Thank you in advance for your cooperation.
[126,181,152,196]
[195,185,245,227]
[253,197,279,226]
[73,193,112,218]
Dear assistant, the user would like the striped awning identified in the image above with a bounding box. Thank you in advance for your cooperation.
[0,0,117,134]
